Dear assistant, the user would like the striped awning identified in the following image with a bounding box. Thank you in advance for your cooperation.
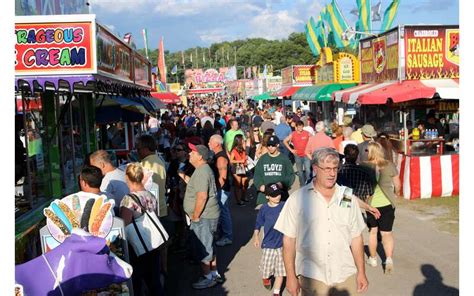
[357,79,459,105]
[333,79,459,105]
[151,92,181,104]
[273,86,302,97]
[293,83,357,101]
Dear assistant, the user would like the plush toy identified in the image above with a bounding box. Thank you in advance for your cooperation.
[15,229,132,296]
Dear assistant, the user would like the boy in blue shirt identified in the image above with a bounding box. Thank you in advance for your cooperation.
[253,183,286,296]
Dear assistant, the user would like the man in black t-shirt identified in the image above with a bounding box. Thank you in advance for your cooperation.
[208,134,233,247]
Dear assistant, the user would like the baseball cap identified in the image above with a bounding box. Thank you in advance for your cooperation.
[188,143,210,160]
[267,135,280,146]
[265,183,283,197]
[361,124,377,138]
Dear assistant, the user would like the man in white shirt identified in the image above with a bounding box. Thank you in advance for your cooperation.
[274,147,368,296]
[90,150,129,214]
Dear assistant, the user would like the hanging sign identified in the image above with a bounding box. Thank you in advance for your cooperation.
[360,29,399,82]
[15,15,96,76]
[404,25,459,79]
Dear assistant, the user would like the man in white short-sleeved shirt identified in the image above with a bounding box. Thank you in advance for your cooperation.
[274,147,368,296]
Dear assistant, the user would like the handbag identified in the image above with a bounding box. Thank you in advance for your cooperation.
[124,194,169,257]
[234,163,246,175]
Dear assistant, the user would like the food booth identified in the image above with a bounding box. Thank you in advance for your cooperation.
[14,14,154,263]
[292,48,359,122]
[332,25,459,199]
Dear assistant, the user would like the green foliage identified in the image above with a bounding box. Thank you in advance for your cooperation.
[146,32,355,83]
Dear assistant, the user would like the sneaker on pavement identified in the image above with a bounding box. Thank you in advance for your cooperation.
[262,278,272,290]
[366,256,378,267]
[216,237,233,247]
[213,273,224,284]
[384,257,394,274]
[192,276,217,289]
[237,201,246,206]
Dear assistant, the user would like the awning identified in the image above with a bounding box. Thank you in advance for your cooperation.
[150,92,181,104]
[140,96,165,111]
[273,86,302,97]
[339,82,393,104]
[253,92,275,101]
[186,88,224,94]
[293,83,357,101]
[97,95,150,116]
[357,79,459,105]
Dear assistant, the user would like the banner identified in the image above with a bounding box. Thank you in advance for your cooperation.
[185,68,229,89]
[15,0,89,16]
[281,66,293,86]
[96,24,133,82]
[15,19,95,75]
[360,29,399,82]
[404,26,459,80]
[133,53,151,87]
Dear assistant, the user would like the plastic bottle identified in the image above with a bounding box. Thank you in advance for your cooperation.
[434,129,438,138]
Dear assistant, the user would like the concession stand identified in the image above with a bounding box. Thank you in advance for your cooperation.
[292,48,359,121]
[15,14,154,263]
[333,25,459,199]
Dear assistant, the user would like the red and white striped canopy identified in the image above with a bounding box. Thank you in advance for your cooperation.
[332,79,459,105]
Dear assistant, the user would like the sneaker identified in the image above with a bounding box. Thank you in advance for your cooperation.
[216,237,233,247]
[385,257,394,274]
[192,276,217,289]
[213,273,224,284]
[237,201,246,206]
[366,256,378,267]
[262,278,272,290]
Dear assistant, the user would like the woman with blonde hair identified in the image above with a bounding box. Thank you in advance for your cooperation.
[120,163,164,295]
[339,126,357,154]
[365,142,401,275]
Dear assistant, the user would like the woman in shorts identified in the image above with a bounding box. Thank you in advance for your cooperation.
[365,142,401,274]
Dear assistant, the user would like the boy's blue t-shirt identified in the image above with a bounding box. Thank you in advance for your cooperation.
[255,202,285,249]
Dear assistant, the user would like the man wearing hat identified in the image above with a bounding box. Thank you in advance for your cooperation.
[357,124,377,163]
[254,135,296,205]
[183,143,222,289]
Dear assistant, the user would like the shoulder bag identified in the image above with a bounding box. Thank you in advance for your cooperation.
[124,193,169,257]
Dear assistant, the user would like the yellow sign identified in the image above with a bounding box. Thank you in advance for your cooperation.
[316,48,359,83]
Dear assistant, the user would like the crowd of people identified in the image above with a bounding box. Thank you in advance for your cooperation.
[75,94,406,295]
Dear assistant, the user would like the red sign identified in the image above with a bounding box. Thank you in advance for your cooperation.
[15,21,95,75]
[404,26,459,80]
[293,65,317,85]
[360,29,399,82]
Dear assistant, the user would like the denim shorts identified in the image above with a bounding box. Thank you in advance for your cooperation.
[189,218,218,263]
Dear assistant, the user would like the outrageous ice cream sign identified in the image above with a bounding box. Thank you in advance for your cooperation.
[15,16,96,76]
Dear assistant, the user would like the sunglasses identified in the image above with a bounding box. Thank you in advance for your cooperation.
[267,144,277,147]
[253,129,259,132]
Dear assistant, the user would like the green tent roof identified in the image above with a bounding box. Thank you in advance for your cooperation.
[292,83,357,101]
[253,92,275,101]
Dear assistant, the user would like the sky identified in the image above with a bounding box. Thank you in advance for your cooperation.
[90,0,459,52]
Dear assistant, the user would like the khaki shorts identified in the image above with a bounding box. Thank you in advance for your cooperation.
[299,274,358,296]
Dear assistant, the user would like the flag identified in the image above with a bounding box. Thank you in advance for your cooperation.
[263,64,268,79]
[157,37,167,84]
[195,48,199,68]
[310,16,326,49]
[225,66,237,80]
[247,67,252,79]
[203,50,205,63]
[123,32,132,44]
[142,29,149,59]
[269,64,273,75]
[381,0,400,32]
[305,21,322,56]
[171,65,178,75]
[324,0,350,48]
[227,50,229,61]
[357,0,371,33]
[372,1,382,21]
[252,66,257,79]
[181,51,185,65]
